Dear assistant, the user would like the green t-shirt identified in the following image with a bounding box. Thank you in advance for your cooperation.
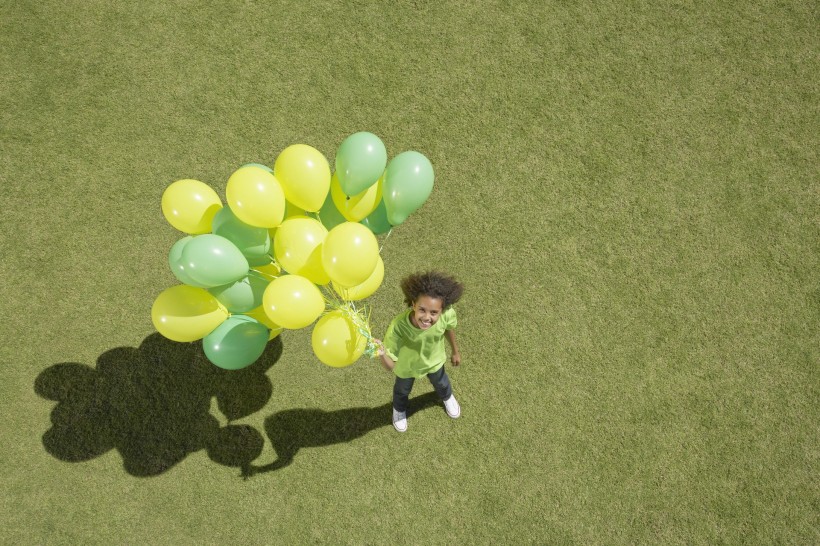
[384,307,457,379]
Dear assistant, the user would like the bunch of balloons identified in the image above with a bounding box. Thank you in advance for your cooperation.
[152,132,435,371]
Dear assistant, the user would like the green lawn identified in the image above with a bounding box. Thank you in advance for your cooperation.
[2,0,817,543]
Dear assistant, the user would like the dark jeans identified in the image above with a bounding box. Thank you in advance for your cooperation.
[393,366,453,413]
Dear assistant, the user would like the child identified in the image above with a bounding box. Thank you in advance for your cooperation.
[374,271,464,432]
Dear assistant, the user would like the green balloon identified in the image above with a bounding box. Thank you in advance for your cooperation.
[335,132,387,196]
[240,162,273,173]
[246,253,273,267]
[212,207,271,266]
[208,271,270,313]
[382,151,434,226]
[360,200,392,235]
[168,236,209,287]
[181,234,249,288]
[318,192,347,231]
[203,315,269,370]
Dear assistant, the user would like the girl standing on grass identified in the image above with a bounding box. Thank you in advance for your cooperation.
[374,271,465,432]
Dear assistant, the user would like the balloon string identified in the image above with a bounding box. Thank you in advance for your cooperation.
[349,301,378,358]
[379,228,393,254]
[247,270,261,281]
[251,267,278,280]
[321,287,379,359]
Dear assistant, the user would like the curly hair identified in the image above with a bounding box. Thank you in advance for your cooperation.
[400,271,464,308]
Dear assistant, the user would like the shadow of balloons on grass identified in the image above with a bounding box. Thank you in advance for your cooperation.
[243,391,441,477]
[35,333,282,477]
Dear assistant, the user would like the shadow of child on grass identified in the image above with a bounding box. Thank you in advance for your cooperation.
[35,333,282,476]
[241,391,441,478]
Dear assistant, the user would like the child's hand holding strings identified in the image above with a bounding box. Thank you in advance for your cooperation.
[372,338,386,357]
[372,338,396,372]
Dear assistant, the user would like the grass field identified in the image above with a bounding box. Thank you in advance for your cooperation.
[2,0,817,543]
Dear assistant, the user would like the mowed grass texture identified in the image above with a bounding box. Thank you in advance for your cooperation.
[1,1,817,543]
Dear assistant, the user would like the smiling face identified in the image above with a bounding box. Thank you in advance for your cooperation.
[410,295,444,330]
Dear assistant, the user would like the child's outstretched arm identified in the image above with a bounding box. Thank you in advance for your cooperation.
[446,329,461,366]
[372,339,396,372]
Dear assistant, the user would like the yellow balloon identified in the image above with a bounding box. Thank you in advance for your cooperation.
[245,305,283,340]
[311,310,366,367]
[161,179,223,234]
[262,275,325,329]
[322,222,379,288]
[331,173,382,222]
[274,144,331,212]
[267,200,307,244]
[273,217,330,285]
[333,256,384,301]
[226,166,286,228]
[284,200,307,219]
[151,285,228,342]
[253,262,282,279]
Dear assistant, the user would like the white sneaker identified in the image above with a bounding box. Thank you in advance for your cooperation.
[392,409,408,432]
[443,395,460,419]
